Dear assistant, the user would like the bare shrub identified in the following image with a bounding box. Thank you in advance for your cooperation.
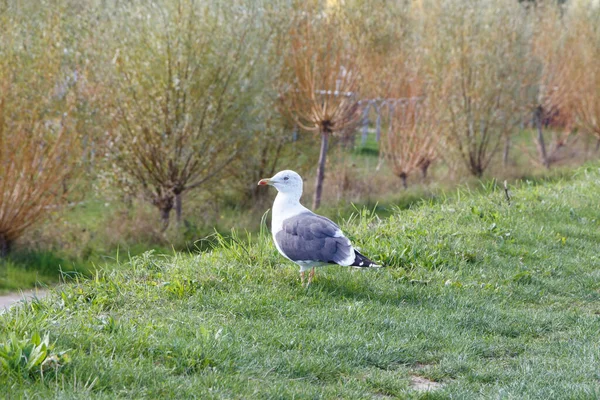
[0,12,81,256]
[382,99,440,188]
[565,5,600,140]
[379,67,441,188]
[527,3,578,168]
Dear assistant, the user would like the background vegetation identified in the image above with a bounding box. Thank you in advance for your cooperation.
[1,0,599,287]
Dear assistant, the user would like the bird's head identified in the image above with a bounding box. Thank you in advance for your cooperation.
[258,170,303,195]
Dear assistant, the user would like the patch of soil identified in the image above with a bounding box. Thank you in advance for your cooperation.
[410,375,443,391]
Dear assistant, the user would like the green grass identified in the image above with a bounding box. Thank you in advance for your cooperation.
[352,129,380,157]
[2,165,600,398]
[0,251,90,294]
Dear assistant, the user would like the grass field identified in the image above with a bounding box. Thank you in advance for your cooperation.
[1,165,599,398]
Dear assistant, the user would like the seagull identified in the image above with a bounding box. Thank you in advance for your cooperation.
[258,170,381,286]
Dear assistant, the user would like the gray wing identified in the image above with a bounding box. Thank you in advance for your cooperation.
[275,212,354,265]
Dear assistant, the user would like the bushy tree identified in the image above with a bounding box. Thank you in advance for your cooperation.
[423,0,532,177]
[103,1,263,229]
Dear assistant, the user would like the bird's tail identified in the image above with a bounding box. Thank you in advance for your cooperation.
[351,250,382,268]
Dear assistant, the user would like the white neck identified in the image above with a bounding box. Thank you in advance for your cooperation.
[271,191,309,233]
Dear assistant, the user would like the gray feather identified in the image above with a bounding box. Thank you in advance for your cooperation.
[275,212,353,265]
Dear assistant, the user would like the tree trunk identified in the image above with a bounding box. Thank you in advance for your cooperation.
[154,195,174,232]
[175,193,182,225]
[160,207,172,231]
[0,233,10,257]
[535,105,549,168]
[419,158,431,182]
[470,164,484,178]
[313,129,330,210]
[399,172,408,189]
[250,184,269,206]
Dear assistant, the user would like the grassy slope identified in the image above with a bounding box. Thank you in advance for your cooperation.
[1,166,600,399]
[3,129,595,293]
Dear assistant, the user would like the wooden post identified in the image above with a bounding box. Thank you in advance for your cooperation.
[361,104,370,146]
[503,134,511,168]
[313,129,330,209]
[375,103,382,142]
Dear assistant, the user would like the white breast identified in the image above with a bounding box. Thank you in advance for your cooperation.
[271,192,309,234]
[271,192,309,261]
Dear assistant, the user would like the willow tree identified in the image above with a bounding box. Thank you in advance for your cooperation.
[343,0,410,100]
[0,9,80,256]
[279,12,361,209]
[381,96,441,188]
[105,1,261,229]
[529,3,576,168]
[566,5,600,141]
[424,0,531,177]
[0,100,80,256]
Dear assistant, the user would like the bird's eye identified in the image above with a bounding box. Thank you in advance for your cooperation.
[284,176,289,181]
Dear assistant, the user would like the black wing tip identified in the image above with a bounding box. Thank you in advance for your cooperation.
[351,250,383,268]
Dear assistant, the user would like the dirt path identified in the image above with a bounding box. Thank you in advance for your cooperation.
[0,288,48,311]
